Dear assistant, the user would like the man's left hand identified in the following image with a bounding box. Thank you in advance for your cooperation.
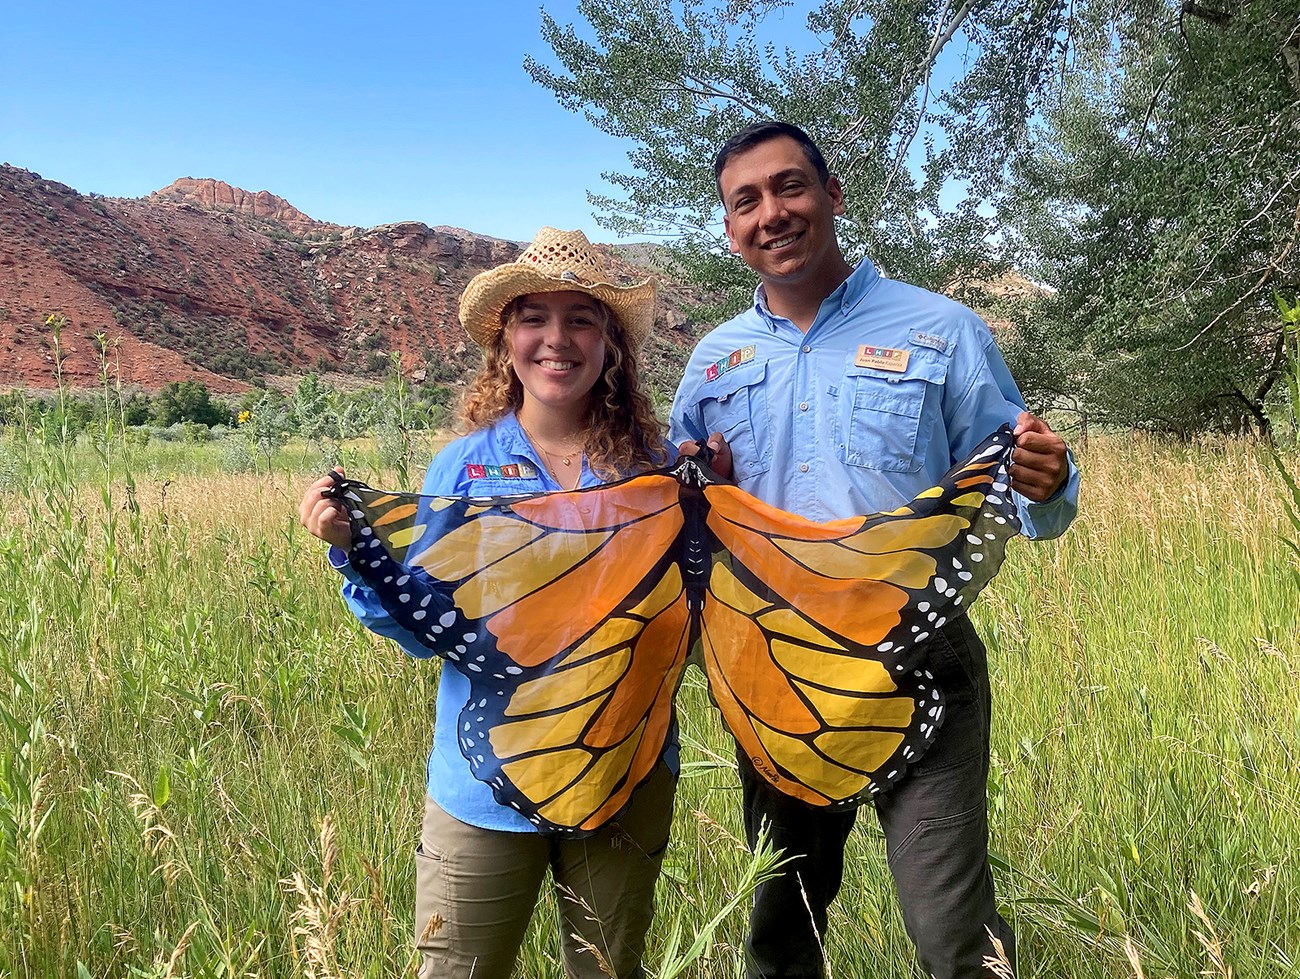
[1010,412,1068,502]
[678,432,733,480]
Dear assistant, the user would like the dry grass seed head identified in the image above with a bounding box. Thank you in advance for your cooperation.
[160,920,201,979]
[981,927,1015,979]
[1188,891,1234,979]
[690,808,745,848]
[358,853,391,917]
[557,885,617,978]
[566,930,616,979]
[1122,935,1146,979]
[113,770,175,855]
[280,815,352,979]
[417,911,445,945]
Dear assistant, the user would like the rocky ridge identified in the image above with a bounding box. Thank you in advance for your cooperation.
[148,178,334,237]
[0,165,706,394]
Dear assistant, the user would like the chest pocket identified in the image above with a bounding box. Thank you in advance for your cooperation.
[467,477,548,498]
[693,361,771,482]
[838,353,948,473]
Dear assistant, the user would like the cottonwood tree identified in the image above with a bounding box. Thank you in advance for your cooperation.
[528,1,1069,305]
[998,1,1300,435]
[529,0,1300,434]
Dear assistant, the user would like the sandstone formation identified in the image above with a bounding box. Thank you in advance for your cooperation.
[0,165,706,393]
[150,177,336,237]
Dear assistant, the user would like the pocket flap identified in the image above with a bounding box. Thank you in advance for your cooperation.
[696,360,767,406]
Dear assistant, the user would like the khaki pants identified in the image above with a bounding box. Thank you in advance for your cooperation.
[414,762,675,979]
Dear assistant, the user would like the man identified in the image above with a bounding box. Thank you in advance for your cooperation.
[669,121,1079,979]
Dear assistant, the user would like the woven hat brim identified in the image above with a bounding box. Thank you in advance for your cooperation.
[459,266,656,349]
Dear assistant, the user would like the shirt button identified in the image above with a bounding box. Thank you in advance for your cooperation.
[802,345,812,353]
[799,463,809,472]
[799,402,809,411]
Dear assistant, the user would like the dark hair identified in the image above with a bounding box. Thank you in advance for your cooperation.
[713,121,831,204]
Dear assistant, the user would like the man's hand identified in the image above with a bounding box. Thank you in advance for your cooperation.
[1010,412,1068,502]
[299,467,353,550]
[678,432,733,480]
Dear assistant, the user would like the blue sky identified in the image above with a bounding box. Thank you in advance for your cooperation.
[2,1,964,245]
[0,1,720,242]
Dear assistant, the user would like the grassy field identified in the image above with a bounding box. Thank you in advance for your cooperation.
[1,428,1297,978]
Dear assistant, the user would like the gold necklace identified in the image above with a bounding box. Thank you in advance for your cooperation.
[519,418,586,471]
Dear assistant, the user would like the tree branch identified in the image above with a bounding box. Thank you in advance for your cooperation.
[1180,3,1231,29]
[1174,195,1300,351]
[1167,166,1300,304]
[877,0,984,206]
[671,75,772,118]
[827,0,979,181]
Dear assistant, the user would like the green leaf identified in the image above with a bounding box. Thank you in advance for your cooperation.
[152,764,171,808]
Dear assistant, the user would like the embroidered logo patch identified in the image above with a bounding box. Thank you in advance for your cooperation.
[705,344,757,381]
[912,331,949,353]
[855,345,909,372]
[466,463,539,480]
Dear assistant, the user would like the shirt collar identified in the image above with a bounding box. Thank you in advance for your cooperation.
[753,282,777,329]
[839,256,881,314]
[498,412,595,487]
[753,255,881,330]
[498,412,533,456]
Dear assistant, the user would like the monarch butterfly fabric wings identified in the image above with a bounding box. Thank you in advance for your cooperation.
[325,425,1021,834]
[329,472,692,837]
[697,430,1020,807]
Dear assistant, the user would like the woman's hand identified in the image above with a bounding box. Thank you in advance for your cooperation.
[299,468,353,550]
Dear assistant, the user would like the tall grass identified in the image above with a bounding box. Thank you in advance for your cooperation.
[1,426,1296,978]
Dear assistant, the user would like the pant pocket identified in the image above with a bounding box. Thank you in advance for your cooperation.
[413,843,450,961]
[927,618,980,694]
[888,798,983,862]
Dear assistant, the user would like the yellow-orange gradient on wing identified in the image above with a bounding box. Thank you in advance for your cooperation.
[411,475,684,667]
[706,484,919,647]
[700,559,911,806]
[467,475,692,831]
[329,424,1019,830]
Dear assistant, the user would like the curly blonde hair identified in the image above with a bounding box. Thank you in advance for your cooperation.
[459,295,668,479]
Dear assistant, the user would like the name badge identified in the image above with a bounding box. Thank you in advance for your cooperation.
[855,345,909,372]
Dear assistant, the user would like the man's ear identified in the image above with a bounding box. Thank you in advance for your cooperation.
[827,175,846,216]
[724,214,741,254]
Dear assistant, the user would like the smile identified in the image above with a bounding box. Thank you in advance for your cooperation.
[762,232,802,250]
[538,360,579,371]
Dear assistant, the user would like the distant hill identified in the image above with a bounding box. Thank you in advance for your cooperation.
[0,165,710,395]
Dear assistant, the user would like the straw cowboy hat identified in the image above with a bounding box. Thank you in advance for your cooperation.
[459,227,656,349]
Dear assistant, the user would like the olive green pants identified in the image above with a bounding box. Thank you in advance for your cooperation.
[414,762,675,979]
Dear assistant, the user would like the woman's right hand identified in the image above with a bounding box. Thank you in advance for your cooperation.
[299,468,353,550]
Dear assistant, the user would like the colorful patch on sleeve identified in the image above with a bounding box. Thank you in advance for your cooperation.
[704,344,757,381]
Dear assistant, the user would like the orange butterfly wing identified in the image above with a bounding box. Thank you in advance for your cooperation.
[697,428,1018,807]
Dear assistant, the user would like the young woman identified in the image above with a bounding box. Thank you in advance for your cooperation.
[299,228,673,979]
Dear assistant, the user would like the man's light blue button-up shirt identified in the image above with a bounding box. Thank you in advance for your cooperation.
[669,258,1078,538]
